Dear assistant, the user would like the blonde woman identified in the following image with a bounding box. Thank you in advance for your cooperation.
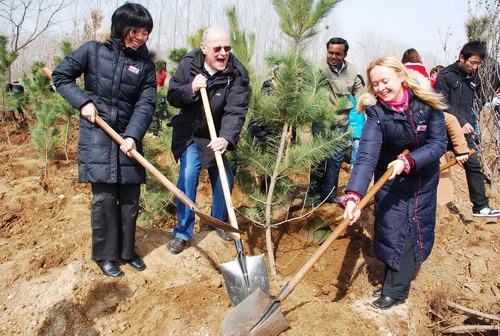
[343,56,447,309]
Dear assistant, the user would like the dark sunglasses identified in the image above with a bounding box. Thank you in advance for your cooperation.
[208,45,232,53]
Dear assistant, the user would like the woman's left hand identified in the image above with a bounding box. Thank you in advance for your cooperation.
[387,159,405,180]
[120,137,136,157]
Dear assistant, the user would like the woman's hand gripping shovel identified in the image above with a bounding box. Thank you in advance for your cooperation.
[301,149,476,244]
[40,67,239,234]
[200,88,270,306]
[220,150,409,336]
[95,116,242,234]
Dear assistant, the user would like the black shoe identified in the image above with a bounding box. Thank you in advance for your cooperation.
[372,287,382,297]
[125,254,146,271]
[166,238,188,255]
[215,229,234,242]
[371,295,404,310]
[95,260,124,278]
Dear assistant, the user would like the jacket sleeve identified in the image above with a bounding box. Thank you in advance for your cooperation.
[408,108,447,170]
[434,73,468,126]
[218,67,250,149]
[351,74,364,100]
[52,41,93,110]
[345,107,382,196]
[167,57,198,108]
[444,112,469,155]
[123,61,157,142]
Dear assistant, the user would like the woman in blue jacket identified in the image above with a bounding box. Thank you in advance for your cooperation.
[52,3,156,277]
[343,56,447,309]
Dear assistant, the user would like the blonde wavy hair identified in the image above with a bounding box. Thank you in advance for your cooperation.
[357,55,447,112]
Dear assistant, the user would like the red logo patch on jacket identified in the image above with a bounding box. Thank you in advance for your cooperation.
[128,65,140,74]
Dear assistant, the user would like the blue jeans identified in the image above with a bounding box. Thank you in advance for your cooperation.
[174,143,234,240]
[350,138,360,168]
[310,124,350,202]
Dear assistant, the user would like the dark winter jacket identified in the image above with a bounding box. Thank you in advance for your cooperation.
[346,93,446,270]
[434,61,478,127]
[167,49,249,169]
[52,38,157,184]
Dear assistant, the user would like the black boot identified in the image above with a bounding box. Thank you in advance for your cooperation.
[95,260,124,277]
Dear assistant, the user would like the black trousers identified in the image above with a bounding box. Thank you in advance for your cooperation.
[90,183,140,261]
[463,134,489,212]
[382,233,416,300]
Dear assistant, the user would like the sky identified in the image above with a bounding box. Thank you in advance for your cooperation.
[3,0,491,78]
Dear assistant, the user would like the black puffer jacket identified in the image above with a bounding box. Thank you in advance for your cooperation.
[346,94,446,270]
[52,38,157,184]
[167,49,249,168]
[434,61,478,127]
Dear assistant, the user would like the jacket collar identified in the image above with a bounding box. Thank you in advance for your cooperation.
[111,37,150,59]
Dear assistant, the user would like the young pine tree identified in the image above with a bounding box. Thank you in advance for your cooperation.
[235,0,345,275]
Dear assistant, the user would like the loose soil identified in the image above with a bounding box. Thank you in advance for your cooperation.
[1,123,499,336]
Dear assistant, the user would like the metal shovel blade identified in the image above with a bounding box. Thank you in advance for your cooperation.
[221,252,270,306]
[220,288,290,336]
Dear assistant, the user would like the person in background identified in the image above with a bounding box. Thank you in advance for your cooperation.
[429,65,444,88]
[310,37,364,205]
[343,56,447,310]
[348,74,366,169]
[5,80,26,121]
[52,2,156,277]
[401,48,429,79]
[166,27,249,254]
[435,41,500,218]
[156,59,167,88]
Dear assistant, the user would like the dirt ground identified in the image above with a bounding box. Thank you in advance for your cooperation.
[1,123,499,336]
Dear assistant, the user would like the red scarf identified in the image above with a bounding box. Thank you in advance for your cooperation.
[381,89,409,113]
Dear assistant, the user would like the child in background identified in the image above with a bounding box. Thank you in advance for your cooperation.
[348,94,365,169]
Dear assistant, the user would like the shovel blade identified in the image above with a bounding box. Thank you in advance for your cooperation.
[220,288,290,336]
[221,254,270,306]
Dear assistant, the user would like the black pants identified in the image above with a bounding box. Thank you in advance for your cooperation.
[90,183,140,261]
[382,233,416,300]
[463,134,489,212]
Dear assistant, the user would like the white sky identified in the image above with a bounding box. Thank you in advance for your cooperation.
[4,0,490,78]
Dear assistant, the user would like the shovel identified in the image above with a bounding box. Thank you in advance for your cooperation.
[95,115,242,234]
[41,67,239,233]
[200,87,270,306]
[220,150,409,336]
[301,149,475,244]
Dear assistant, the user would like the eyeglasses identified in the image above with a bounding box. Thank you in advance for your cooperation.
[205,44,232,53]
[466,59,482,67]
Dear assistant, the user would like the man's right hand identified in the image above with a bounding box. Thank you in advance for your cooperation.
[192,74,207,95]
[462,123,474,134]
[81,102,98,123]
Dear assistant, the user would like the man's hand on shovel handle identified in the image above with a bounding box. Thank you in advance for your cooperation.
[344,201,361,226]
[192,74,207,95]
[208,137,229,154]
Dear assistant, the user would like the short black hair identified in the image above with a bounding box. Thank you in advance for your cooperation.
[111,2,153,40]
[460,41,487,61]
[326,37,349,53]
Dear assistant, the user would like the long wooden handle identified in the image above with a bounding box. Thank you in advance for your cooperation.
[317,149,476,231]
[200,88,241,240]
[275,149,409,302]
[94,115,244,234]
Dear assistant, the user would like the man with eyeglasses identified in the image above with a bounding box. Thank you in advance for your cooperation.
[310,37,364,206]
[166,27,250,254]
[435,41,500,218]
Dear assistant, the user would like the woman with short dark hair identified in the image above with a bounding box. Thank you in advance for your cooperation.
[52,2,156,277]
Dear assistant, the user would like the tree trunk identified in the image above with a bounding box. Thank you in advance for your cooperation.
[265,121,289,276]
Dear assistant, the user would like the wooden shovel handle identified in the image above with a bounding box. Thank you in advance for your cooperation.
[95,116,202,215]
[319,149,476,231]
[200,88,241,239]
[276,149,409,302]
